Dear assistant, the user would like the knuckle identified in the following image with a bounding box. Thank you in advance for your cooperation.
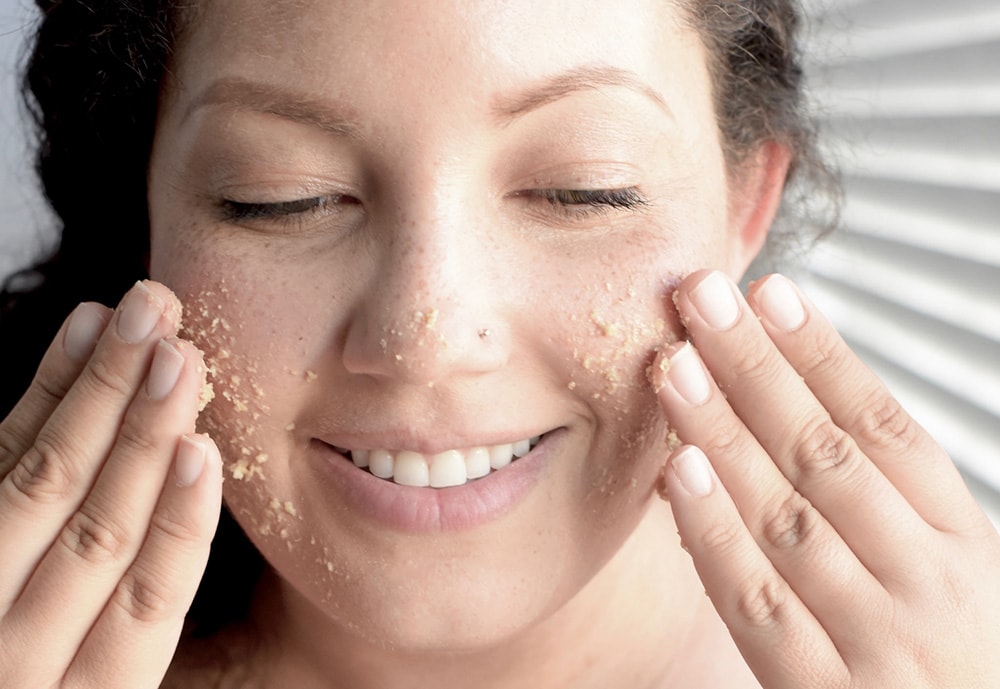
[31,368,73,410]
[700,423,750,464]
[61,506,132,564]
[114,413,162,458]
[113,570,175,623]
[6,439,77,505]
[790,419,857,480]
[759,490,820,551]
[698,520,746,556]
[795,332,841,381]
[855,394,919,454]
[0,425,25,479]
[0,366,79,476]
[734,575,790,629]
[81,356,134,399]
[149,501,206,546]
[726,345,774,387]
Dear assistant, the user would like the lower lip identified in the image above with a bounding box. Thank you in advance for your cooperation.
[310,430,562,533]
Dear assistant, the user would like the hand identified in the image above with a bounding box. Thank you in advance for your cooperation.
[653,270,1000,689]
[0,281,222,689]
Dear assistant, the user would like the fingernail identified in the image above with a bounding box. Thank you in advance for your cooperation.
[174,435,206,487]
[671,446,714,497]
[667,343,711,405]
[117,281,164,343]
[689,271,740,330]
[64,303,108,361]
[757,275,806,332]
[147,339,184,400]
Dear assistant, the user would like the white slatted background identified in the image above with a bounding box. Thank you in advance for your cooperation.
[800,0,1000,524]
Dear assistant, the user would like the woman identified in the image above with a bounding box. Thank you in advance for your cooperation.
[1,1,998,687]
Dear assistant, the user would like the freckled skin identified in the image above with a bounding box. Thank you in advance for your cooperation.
[148,0,768,686]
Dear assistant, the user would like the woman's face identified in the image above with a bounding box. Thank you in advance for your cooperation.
[148,0,761,650]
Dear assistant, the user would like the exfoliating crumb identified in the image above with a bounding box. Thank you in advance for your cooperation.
[163,289,185,330]
[666,430,681,451]
[413,308,438,330]
[646,347,673,392]
[198,381,215,411]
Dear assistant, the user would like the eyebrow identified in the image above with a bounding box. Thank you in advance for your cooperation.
[183,64,673,135]
[491,64,674,125]
[183,77,363,138]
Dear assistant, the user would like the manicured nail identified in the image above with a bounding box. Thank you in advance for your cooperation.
[64,303,108,361]
[689,271,740,330]
[117,281,164,343]
[671,446,714,497]
[174,435,207,487]
[757,275,806,332]
[668,343,711,406]
[147,339,184,400]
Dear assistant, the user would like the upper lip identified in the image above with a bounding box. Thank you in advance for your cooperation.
[314,428,556,454]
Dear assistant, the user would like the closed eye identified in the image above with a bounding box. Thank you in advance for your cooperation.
[535,188,646,209]
[220,194,357,221]
[519,187,648,217]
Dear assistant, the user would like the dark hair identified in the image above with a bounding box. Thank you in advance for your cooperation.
[681,0,840,271]
[0,0,176,415]
[1,0,835,635]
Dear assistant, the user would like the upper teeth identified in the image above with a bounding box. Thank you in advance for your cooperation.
[346,437,540,488]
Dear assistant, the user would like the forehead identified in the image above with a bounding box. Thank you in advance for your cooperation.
[168,0,711,124]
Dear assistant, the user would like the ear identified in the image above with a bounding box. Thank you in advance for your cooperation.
[725,140,793,278]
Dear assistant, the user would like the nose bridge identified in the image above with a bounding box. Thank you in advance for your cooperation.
[342,180,508,383]
[396,191,469,309]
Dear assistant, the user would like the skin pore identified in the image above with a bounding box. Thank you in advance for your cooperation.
[147,0,785,686]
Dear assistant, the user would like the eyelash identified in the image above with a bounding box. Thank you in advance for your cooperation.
[522,187,648,217]
[219,187,647,225]
[220,195,350,222]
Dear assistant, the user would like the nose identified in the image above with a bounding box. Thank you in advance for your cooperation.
[341,204,510,385]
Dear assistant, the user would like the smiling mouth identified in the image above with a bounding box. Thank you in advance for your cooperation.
[335,436,543,488]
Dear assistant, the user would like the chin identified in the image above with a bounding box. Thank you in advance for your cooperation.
[223,450,649,657]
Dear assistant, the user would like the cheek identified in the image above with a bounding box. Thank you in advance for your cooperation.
[155,255,327,565]
[540,227,686,402]
[150,228,318,479]
[528,233,693,528]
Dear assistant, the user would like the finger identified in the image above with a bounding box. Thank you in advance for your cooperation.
[747,273,984,534]
[663,445,849,689]
[672,270,938,583]
[67,434,222,689]
[0,281,183,606]
[0,302,112,478]
[5,335,206,676]
[654,341,889,650]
